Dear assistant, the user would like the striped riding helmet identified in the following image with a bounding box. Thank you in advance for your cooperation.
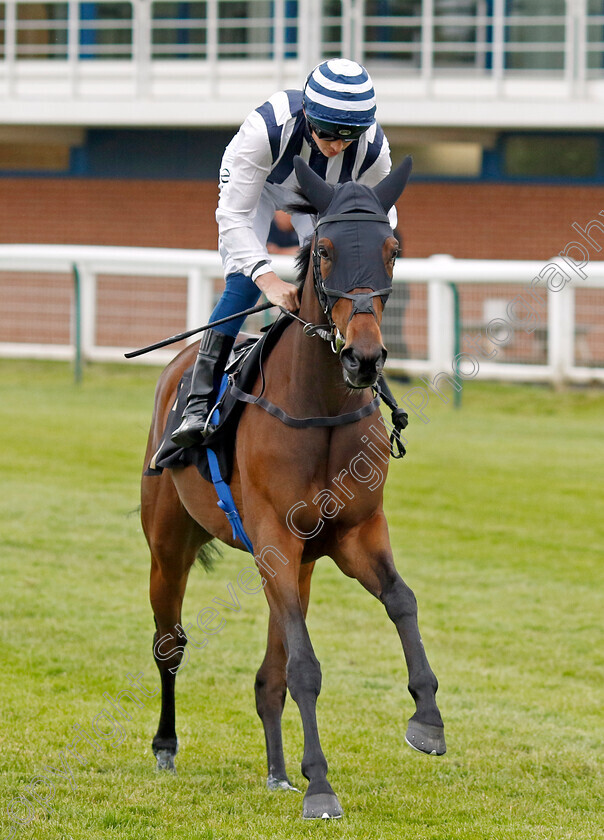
[303,59,376,141]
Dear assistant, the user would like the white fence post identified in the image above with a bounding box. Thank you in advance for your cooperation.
[428,257,456,376]
[187,268,214,334]
[78,264,97,361]
[547,281,575,386]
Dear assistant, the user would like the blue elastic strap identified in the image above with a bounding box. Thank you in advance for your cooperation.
[205,375,254,554]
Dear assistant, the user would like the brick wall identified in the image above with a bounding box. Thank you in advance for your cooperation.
[1,177,604,259]
[0,179,220,250]
[398,182,604,260]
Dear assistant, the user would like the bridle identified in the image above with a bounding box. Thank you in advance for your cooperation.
[229,208,406,452]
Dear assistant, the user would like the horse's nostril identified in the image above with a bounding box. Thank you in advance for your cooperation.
[341,346,386,388]
[341,349,360,372]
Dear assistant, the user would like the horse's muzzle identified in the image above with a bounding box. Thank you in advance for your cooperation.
[340,345,386,389]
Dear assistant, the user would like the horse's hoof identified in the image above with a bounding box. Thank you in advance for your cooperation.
[267,775,300,792]
[302,793,343,820]
[405,720,446,756]
[155,749,177,773]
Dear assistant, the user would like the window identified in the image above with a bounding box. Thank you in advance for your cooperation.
[504,135,599,178]
[391,141,483,176]
[152,2,207,59]
[16,2,68,59]
[79,2,133,60]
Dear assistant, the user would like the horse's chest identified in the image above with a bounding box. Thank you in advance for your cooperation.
[270,440,386,542]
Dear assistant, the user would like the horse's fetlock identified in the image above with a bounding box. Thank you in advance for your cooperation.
[409,668,439,703]
[152,735,178,756]
[301,756,329,785]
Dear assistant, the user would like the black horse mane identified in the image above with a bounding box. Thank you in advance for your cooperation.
[288,186,318,218]
[287,188,317,285]
[295,238,313,285]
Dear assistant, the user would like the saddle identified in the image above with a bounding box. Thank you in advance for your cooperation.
[145,316,292,483]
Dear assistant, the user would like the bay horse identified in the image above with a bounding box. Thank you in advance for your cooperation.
[141,155,445,820]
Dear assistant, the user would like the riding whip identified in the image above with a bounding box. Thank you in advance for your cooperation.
[124,300,275,358]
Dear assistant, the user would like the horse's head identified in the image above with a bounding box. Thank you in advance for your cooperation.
[294,155,412,389]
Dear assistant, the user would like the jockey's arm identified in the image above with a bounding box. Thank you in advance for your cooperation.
[215,111,298,311]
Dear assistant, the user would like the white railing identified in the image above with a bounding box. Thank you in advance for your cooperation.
[1,0,604,128]
[1,0,601,73]
[1,244,603,385]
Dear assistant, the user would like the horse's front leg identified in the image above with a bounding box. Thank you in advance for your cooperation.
[334,512,446,756]
[254,561,314,792]
[254,528,342,820]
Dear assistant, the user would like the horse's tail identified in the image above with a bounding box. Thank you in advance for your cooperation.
[196,540,222,573]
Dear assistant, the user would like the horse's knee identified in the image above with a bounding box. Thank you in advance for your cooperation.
[380,574,418,624]
[153,628,188,674]
[254,668,287,718]
[286,650,322,702]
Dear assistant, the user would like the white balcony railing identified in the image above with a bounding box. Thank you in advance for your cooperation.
[1,1,604,127]
[1,244,603,386]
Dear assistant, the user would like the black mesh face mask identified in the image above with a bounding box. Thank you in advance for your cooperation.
[312,182,395,321]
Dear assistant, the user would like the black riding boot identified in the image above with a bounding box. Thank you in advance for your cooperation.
[171,330,235,448]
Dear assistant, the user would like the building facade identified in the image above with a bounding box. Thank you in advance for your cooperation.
[1,1,604,259]
[2,1,604,371]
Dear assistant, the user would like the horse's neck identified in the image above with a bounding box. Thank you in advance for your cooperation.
[275,274,353,415]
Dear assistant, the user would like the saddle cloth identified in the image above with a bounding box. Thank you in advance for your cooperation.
[145,316,292,484]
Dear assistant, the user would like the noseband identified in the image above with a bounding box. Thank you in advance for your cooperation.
[312,211,394,328]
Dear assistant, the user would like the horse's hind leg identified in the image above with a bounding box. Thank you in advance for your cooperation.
[255,561,314,792]
[142,473,207,772]
[334,512,446,756]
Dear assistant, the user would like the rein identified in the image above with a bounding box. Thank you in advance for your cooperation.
[279,307,344,354]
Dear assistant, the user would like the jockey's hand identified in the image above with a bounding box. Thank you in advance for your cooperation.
[256,271,300,312]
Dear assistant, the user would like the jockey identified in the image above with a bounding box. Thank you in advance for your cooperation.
[172,58,396,447]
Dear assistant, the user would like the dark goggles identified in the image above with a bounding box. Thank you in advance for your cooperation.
[307,119,369,142]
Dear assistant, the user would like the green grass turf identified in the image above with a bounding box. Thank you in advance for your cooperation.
[0,360,603,840]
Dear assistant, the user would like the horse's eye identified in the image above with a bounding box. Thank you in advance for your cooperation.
[318,247,331,261]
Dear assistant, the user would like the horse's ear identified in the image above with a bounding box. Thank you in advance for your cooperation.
[294,156,334,214]
[373,155,413,213]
